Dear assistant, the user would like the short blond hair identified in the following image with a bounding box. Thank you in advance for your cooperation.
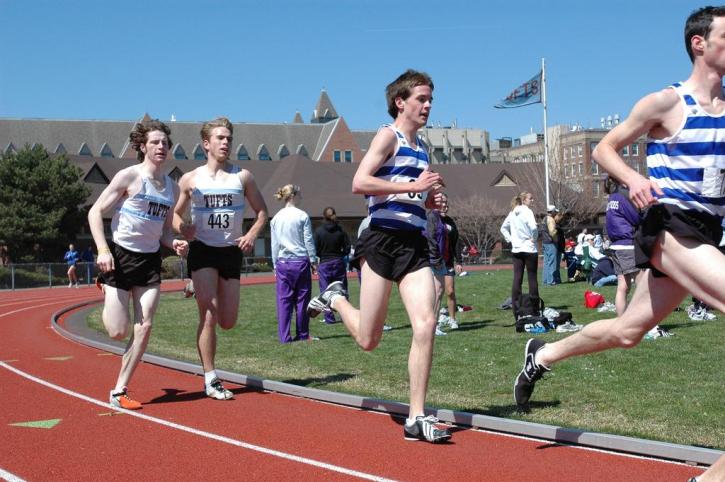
[200,117,233,142]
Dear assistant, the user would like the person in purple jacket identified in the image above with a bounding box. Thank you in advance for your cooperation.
[604,176,642,315]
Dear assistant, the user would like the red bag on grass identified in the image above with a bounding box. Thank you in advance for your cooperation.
[584,290,605,309]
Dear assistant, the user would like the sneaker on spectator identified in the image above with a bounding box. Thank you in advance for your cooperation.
[644,325,674,340]
[688,306,716,321]
[205,378,233,400]
[447,318,459,330]
[403,415,451,443]
[458,271,468,277]
[68,282,73,288]
[110,388,142,410]
[183,280,195,298]
[434,325,447,336]
[514,338,550,409]
[382,324,393,331]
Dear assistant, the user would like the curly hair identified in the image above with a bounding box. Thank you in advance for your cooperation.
[385,69,434,120]
[129,119,172,162]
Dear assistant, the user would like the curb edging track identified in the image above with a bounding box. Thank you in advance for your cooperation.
[51,298,722,467]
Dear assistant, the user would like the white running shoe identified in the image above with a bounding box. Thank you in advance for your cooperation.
[435,325,447,336]
[307,281,346,318]
[205,378,233,400]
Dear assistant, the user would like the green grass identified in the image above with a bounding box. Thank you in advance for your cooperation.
[86,270,724,450]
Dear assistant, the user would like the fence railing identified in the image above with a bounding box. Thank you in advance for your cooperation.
[0,256,277,291]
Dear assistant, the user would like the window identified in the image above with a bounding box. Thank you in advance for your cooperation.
[622,145,629,156]
[333,150,341,162]
[169,167,183,182]
[236,145,249,161]
[258,145,271,161]
[55,143,67,154]
[593,180,600,197]
[563,147,568,160]
[589,141,598,152]
[296,144,309,158]
[591,161,599,175]
[278,145,290,159]
[173,145,187,160]
[579,162,583,175]
[570,146,575,158]
[344,150,353,162]
[193,144,206,161]
[79,143,92,156]
[100,143,113,158]
[631,143,639,156]
[4,143,15,154]
[577,144,583,157]
[564,164,569,178]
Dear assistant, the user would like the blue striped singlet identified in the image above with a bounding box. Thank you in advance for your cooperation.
[367,125,429,231]
[646,82,725,218]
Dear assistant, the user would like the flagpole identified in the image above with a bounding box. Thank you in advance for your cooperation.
[542,57,550,208]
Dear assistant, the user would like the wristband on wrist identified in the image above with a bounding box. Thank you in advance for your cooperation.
[98,246,111,255]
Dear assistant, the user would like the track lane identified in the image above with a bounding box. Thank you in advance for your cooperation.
[0,285,705,481]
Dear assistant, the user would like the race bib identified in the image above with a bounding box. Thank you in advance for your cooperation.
[202,211,234,230]
[701,167,725,198]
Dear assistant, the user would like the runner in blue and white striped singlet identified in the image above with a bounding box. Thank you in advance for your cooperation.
[646,82,725,218]
[367,124,429,232]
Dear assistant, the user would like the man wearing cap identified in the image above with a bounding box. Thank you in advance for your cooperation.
[541,205,562,285]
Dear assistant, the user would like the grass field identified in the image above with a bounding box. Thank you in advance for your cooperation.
[87,269,724,450]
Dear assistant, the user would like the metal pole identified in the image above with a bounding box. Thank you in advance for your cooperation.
[48,263,52,287]
[11,264,15,290]
[542,57,551,208]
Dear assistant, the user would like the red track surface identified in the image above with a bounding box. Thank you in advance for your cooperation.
[0,283,705,481]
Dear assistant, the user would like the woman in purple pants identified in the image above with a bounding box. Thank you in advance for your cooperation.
[270,184,318,343]
[313,207,350,324]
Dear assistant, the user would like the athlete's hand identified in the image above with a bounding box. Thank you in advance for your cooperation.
[413,167,444,193]
[179,221,196,240]
[173,239,189,258]
[236,234,255,253]
[625,173,663,209]
[96,251,114,273]
[425,188,444,209]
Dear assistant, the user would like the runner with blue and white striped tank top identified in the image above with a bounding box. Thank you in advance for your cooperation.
[647,82,725,218]
[190,164,245,247]
[368,124,429,231]
[112,175,175,253]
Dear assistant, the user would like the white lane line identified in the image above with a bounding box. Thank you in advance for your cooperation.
[0,301,83,319]
[0,467,26,482]
[1,362,396,482]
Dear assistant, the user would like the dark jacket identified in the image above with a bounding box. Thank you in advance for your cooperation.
[441,214,462,268]
[313,221,350,262]
[425,210,446,270]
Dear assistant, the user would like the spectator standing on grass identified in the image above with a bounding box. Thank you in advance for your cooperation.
[313,206,350,325]
[500,191,539,319]
[271,184,318,343]
[541,205,561,285]
[439,193,464,330]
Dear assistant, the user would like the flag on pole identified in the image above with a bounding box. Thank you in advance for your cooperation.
[494,71,542,109]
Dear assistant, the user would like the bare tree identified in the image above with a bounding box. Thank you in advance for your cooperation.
[451,194,506,261]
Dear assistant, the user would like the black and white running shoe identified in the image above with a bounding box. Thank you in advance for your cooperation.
[306,281,346,318]
[403,415,452,443]
[514,338,550,410]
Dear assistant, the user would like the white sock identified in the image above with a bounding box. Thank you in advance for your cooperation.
[204,371,217,386]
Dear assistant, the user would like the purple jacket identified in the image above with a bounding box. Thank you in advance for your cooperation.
[605,191,641,246]
[425,210,447,270]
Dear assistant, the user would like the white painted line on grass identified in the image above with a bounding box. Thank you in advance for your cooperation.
[0,362,396,482]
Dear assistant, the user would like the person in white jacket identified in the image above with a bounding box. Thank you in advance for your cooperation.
[500,192,539,319]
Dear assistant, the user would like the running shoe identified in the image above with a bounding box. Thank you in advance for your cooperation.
[555,321,582,333]
[205,378,233,400]
[514,338,550,409]
[447,318,459,330]
[403,415,452,443]
[183,280,195,298]
[382,324,393,331]
[306,281,346,318]
[110,388,142,410]
[435,324,447,336]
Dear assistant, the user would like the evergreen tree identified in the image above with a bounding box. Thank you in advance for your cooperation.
[0,144,90,261]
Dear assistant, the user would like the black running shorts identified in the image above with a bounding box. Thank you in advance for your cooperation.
[634,204,723,277]
[349,226,429,282]
[97,243,162,291]
[187,240,243,280]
